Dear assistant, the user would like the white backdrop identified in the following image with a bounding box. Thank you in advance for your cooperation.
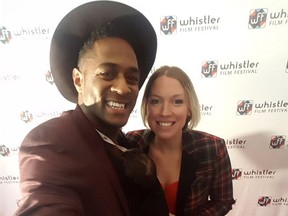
[1,0,288,215]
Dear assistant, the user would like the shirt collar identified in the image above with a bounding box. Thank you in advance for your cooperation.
[96,129,127,152]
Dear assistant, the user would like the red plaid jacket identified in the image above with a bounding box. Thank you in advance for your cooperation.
[126,129,236,216]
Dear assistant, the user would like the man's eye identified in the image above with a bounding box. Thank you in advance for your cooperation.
[99,71,116,80]
[126,76,139,85]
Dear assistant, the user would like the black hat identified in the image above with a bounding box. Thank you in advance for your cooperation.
[50,1,157,103]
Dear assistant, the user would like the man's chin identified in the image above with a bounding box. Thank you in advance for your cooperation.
[106,118,129,129]
[113,121,128,128]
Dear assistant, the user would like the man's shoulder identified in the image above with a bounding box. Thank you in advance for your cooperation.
[21,109,76,145]
[31,109,74,130]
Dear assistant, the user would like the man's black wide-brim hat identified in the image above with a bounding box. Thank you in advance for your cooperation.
[50,1,157,103]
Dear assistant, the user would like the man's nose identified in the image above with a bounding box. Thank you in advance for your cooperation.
[111,75,131,95]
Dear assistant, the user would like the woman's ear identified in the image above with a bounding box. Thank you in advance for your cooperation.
[72,68,83,93]
[187,109,192,120]
[183,115,192,131]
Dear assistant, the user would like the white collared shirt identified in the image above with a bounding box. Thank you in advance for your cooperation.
[96,130,127,152]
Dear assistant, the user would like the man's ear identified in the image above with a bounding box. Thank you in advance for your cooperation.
[72,68,83,93]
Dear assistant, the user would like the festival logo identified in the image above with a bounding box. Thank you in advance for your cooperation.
[20,110,62,123]
[272,197,288,206]
[226,138,247,149]
[0,145,19,156]
[160,14,220,34]
[202,59,259,77]
[0,145,10,156]
[237,99,288,116]
[232,168,242,180]
[0,73,20,82]
[0,26,12,44]
[178,15,220,32]
[218,60,259,76]
[129,108,139,119]
[201,61,217,78]
[160,16,177,35]
[0,25,50,44]
[258,196,288,207]
[253,99,288,114]
[269,8,288,26]
[233,168,277,180]
[45,70,54,85]
[248,9,268,29]
[249,8,288,29]
[270,135,286,149]
[200,104,213,116]
[243,169,276,179]
[20,110,33,123]
[258,196,271,206]
[0,175,20,184]
[237,100,253,115]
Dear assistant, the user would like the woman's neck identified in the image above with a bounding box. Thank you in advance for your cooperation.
[152,134,182,153]
[149,133,182,186]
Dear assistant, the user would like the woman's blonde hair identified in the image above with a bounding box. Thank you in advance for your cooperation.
[141,65,201,130]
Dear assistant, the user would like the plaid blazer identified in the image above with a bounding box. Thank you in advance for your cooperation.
[126,129,236,216]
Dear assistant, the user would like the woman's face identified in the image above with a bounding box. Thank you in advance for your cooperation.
[147,75,190,140]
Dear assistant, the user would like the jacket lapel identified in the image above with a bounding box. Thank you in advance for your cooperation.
[176,140,199,216]
[72,106,131,216]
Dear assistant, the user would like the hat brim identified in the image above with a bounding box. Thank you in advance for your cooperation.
[50,1,157,103]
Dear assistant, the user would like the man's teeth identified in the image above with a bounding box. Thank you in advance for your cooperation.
[158,122,172,127]
[107,101,126,109]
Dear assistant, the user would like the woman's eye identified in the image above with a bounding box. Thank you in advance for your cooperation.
[150,98,160,104]
[174,99,184,104]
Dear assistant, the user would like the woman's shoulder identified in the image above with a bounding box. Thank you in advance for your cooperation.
[183,129,227,157]
[126,129,154,148]
[186,129,223,141]
[127,129,147,136]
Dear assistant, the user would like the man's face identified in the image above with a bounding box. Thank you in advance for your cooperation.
[73,37,140,130]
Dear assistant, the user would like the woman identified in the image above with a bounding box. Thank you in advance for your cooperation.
[126,66,235,216]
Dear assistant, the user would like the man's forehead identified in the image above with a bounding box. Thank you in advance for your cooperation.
[91,62,140,74]
[92,37,134,51]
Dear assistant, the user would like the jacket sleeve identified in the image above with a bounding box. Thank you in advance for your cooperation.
[199,139,236,216]
[14,126,84,216]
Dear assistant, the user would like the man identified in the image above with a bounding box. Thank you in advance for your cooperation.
[14,1,167,215]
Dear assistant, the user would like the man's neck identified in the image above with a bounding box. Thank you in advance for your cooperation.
[97,127,120,144]
[79,104,121,143]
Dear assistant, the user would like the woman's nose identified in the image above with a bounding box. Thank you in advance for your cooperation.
[160,103,172,116]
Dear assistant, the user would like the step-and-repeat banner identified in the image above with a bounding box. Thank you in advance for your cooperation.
[1,0,287,215]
